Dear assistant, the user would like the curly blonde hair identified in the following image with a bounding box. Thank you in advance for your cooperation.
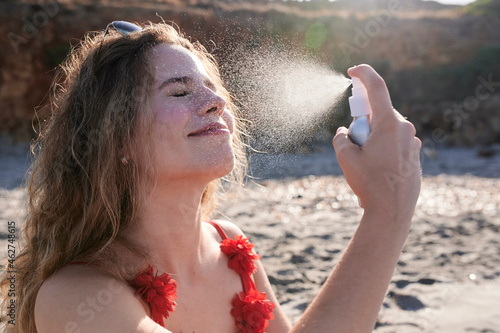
[0,21,247,333]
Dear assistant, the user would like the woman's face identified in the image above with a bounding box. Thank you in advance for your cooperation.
[145,44,235,184]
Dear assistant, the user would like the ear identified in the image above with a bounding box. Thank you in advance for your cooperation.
[120,144,133,165]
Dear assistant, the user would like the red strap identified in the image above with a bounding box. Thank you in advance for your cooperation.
[206,221,257,294]
[241,273,256,294]
[206,221,229,240]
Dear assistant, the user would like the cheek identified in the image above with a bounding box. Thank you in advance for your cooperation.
[154,103,189,125]
[223,110,235,134]
[151,106,190,150]
[152,99,192,143]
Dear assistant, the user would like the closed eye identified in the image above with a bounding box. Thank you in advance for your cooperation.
[158,76,216,97]
[171,91,189,97]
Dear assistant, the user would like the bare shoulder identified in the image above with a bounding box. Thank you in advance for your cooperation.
[35,264,170,333]
[211,221,293,331]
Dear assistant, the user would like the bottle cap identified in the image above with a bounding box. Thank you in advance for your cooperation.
[349,77,373,117]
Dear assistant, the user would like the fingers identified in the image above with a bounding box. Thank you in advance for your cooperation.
[414,137,422,150]
[348,65,421,148]
[332,127,360,164]
[347,65,394,126]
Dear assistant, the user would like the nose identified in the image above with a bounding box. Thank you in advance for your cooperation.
[199,88,226,117]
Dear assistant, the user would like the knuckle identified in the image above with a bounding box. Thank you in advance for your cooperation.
[402,120,417,136]
[366,73,387,92]
[332,136,343,151]
[414,137,423,150]
[371,74,386,88]
[332,138,350,157]
[382,116,400,130]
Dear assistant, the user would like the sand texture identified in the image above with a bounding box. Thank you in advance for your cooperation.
[1,140,499,332]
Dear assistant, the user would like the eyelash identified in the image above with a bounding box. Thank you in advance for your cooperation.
[167,83,216,98]
[170,91,189,97]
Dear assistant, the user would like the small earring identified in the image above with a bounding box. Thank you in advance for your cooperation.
[121,156,129,165]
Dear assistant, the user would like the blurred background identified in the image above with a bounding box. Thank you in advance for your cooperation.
[1,2,500,331]
[1,0,500,151]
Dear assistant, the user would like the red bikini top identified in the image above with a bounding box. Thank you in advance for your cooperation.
[70,221,275,333]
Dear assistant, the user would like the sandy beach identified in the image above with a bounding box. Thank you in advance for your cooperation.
[1,138,499,332]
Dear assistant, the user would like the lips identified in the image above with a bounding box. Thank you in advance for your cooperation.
[188,122,230,137]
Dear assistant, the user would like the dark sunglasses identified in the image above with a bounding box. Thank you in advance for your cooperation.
[101,21,142,44]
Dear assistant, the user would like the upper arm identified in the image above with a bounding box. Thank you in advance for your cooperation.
[35,266,171,333]
[213,220,292,332]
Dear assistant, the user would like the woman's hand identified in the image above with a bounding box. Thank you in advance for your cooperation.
[291,66,421,333]
[333,64,421,225]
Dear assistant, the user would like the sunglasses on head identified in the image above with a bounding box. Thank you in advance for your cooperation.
[101,21,142,44]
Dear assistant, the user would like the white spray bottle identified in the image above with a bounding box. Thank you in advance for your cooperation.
[348,77,372,146]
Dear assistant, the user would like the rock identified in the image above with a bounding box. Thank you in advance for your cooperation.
[477,145,496,158]
[394,279,411,289]
[2,0,500,149]
[388,292,426,311]
[417,277,437,285]
[290,254,307,264]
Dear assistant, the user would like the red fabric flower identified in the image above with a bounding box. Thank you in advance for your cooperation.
[130,265,177,326]
[231,288,275,333]
[220,235,261,276]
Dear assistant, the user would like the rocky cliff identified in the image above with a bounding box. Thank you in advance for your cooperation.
[1,0,499,146]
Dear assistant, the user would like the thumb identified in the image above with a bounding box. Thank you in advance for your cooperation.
[333,127,361,167]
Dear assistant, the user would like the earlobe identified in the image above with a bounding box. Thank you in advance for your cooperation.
[120,147,132,165]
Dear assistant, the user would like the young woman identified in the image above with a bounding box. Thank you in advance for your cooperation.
[0,21,421,333]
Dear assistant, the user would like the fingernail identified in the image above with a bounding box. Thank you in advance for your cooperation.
[336,127,343,134]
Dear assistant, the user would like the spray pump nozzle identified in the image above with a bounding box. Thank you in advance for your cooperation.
[347,77,372,146]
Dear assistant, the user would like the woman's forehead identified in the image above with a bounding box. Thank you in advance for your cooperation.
[150,44,209,83]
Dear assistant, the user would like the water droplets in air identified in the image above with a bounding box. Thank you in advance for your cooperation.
[222,46,351,152]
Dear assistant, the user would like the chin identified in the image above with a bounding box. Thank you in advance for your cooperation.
[201,153,235,180]
[163,140,236,182]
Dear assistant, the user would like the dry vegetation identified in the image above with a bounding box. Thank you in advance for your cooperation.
[1,0,499,145]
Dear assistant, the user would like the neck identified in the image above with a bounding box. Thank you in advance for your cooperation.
[123,178,213,278]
